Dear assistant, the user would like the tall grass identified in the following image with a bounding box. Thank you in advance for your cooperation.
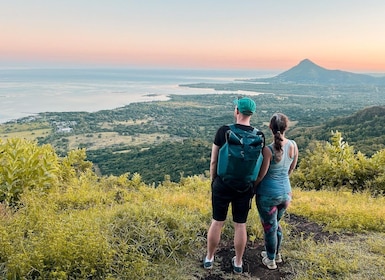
[1,179,384,279]
[1,138,384,279]
[290,188,385,232]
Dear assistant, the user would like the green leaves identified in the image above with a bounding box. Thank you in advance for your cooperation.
[291,131,385,195]
[0,138,60,205]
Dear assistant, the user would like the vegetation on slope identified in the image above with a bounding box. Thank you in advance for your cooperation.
[290,105,385,156]
[86,138,211,183]
[291,131,385,195]
[0,137,384,279]
[2,91,383,183]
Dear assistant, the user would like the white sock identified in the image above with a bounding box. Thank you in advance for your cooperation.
[234,258,242,267]
[205,256,214,262]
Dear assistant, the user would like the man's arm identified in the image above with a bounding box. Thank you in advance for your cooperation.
[210,144,220,181]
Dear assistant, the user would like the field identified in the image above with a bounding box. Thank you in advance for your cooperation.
[0,122,51,140]
[66,132,180,150]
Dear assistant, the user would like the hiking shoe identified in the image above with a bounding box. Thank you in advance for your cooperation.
[261,251,282,263]
[231,256,243,274]
[262,256,277,270]
[203,256,213,270]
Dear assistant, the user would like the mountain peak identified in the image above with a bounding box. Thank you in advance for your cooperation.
[255,59,385,85]
[298,58,316,66]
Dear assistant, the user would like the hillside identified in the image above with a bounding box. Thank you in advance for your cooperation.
[2,60,385,183]
[290,105,385,155]
[2,91,385,183]
[1,138,384,279]
[328,105,385,126]
[247,59,385,85]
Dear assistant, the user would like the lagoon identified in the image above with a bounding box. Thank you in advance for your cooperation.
[0,68,277,123]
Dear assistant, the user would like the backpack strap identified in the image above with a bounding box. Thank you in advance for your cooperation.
[229,124,266,150]
[229,124,263,137]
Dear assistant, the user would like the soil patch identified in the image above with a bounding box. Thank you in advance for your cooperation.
[200,214,344,280]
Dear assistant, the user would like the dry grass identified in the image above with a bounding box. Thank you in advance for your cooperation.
[0,128,51,140]
[161,101,211,108]
[98,119,151,129]
[0,122,51,141]
[67,132,183,150]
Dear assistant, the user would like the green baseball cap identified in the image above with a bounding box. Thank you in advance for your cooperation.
[233,97,256,115]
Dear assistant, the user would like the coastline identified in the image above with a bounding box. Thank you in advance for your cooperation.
[0,92,171,124]
[0,68,278,124]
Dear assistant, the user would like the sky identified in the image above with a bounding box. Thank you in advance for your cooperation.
[1,0,385,72]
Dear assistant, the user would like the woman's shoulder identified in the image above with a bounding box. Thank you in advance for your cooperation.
[286,139,298,157]
[288,139,298,151]
[283,139,297,147]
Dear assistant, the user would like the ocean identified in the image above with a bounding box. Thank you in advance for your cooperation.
[0,68,277,123]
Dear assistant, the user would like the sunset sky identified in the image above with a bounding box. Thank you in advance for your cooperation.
[1,0,385,72]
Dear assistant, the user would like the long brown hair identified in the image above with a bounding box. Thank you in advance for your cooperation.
[269,113,289,152]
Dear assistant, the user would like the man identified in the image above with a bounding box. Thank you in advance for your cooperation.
[203,97,258,274]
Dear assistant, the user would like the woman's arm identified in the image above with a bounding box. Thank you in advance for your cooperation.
[288,141,299,175]
[254,146,272,186]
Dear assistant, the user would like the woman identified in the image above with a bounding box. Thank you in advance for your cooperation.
[254,113,298,270]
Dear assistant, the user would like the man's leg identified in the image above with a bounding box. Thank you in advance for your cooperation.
[206,219,225,260]
[233,222,247,266]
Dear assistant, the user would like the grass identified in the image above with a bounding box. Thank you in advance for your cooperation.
[67,132,184,150]
[0,122,51,141]
[98,119,151,129]
[2,180,384,279]
[283,231,385,280]
[274,188,385,280]
[0,122,49,132]
[0,128,51,140]
[289,188,385,233]
[0,139,384,280]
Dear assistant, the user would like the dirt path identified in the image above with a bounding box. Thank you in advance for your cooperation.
[200,214,341,280]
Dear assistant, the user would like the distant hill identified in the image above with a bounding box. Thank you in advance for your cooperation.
[248,59,385,85]
[327,105,385,126]
[289,105,385,156]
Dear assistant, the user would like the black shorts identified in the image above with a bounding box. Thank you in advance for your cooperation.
[211,177,253,223]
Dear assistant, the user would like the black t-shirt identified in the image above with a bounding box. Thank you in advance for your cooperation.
[213,124,255,147]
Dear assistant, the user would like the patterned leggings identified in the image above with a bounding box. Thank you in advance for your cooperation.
[256,193,291,260]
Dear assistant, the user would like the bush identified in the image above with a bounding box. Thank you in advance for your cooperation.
[1,136,384,279]
[0,138,60,205]
[291,131,385,195]
[0,143,212,279]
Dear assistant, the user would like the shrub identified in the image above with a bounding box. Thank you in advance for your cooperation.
[0,138,60,205]
[291,131,385,195]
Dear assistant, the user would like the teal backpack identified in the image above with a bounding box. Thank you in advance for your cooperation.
[217,124,265,192]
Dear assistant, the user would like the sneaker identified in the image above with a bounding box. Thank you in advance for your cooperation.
[231,256,243,274]
[262,256,277,270]
[203,256,213,269]
[261,251,282,263]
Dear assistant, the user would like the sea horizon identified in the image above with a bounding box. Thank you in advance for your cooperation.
[0,68,279,124]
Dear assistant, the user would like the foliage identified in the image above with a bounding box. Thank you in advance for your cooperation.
[291,131,385,195]
[0,138,60,205]
[0,140,212,278]
[4,92,385,181]
[290,105,385,156]
[86,138,211,184]
[1,137,385,279]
